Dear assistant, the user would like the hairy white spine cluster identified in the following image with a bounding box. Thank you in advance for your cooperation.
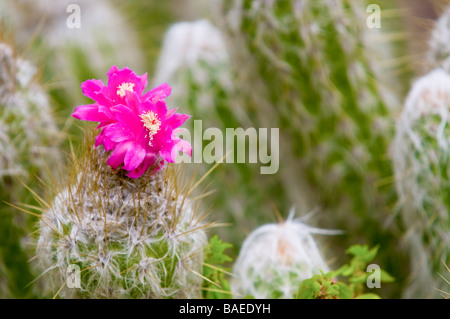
[427,7,450,73]
[231,209,338,299]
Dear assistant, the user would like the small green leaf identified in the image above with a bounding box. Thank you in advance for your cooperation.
[336,282,352,299]
[380,269,395,283]
[348,273,368,284]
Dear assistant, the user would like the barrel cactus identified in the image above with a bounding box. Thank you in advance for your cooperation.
[36,139,208,298]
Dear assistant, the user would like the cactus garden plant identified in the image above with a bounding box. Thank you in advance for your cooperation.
[35,66,209,298]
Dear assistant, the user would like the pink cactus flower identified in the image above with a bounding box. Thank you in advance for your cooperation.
[72,66,192,178]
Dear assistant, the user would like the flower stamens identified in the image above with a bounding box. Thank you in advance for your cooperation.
[140,111,161,146]
[117,82,135,98]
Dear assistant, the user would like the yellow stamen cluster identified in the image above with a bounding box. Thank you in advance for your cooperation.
[117,82,135,98]
[140,111,161,146]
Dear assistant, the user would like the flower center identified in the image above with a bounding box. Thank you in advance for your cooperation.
[116,82,135,98]
[140,111,161,146]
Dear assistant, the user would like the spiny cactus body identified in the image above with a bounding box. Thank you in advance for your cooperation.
[231,210,336,299]
[393,69,450,298]
[36,132,208,298]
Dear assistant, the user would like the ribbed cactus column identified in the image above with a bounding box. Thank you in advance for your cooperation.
[36,133,208,298]
[392,69,450,298]
[210,0,405,290]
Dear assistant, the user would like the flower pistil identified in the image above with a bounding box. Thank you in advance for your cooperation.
[140,111,161,146]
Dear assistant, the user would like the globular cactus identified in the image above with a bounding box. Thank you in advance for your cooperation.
[231,209,338,299]
[36,131,209,298]
[392,69,450,298]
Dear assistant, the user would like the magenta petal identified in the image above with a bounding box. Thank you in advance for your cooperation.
[72,104,110,122]
[103,136,118,151]
[166,108,178,119]
[154,100,167,119]
[81,80,111,106]
[138,73,148,94]
[143,83,172,103]
[126,153,156,179]
[95,132,105,148]
[124,91,142,114]
[173,136,193,157]
[104,123,135,143]
[108,67,147,99]
[106,65,120,80]
[160,141,176,163]
[98,105,114,119]
[139,99,167,121]
[165,113,190,130]
[153,130,173,147]
[139,99,156,115]
[107,141,133,169]
[123,142,146,171]
[111,104,142,134]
